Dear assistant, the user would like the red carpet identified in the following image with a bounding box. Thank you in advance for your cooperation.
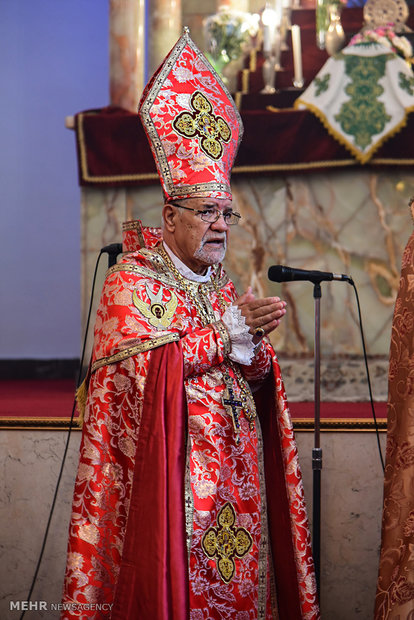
[0,379,387,430]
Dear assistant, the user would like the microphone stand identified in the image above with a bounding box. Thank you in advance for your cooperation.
[268,265,353,603]
[267,266,354,604]
[312,282,322,600]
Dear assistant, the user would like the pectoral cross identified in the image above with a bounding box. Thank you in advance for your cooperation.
[222,376,243,444]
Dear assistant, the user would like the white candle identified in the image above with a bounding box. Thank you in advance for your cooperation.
[274,2,282,27]
[291,24,303,87]
[262,7,277,54]
[263,24,271,53]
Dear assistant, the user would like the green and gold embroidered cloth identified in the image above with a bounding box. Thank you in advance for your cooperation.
[295,42,414,163]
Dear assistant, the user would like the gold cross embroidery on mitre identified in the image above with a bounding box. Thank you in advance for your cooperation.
[172,91,231,161]
[201,502,253,583]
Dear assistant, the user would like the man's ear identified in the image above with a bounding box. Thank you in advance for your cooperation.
[162,203,176,233]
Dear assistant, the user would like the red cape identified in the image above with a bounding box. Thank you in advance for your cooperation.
[112,341,315,619]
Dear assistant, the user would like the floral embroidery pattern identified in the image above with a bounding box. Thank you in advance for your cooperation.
[399,71,414,96]
[314,73,330,97]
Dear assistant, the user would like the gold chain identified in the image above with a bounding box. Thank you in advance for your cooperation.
[156,245,216,325]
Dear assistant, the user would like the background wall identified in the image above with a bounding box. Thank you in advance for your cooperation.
[0,0,109,360]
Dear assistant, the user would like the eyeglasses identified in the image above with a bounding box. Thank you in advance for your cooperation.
[170,202,241,226]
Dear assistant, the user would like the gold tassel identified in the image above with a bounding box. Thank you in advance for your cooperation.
[241,69,250,95]
[234,91,242,111]
[75,377,88,428]
[249,48,257,73]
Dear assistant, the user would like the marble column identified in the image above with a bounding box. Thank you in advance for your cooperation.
[109,0,146,111]
[148,0,182,78]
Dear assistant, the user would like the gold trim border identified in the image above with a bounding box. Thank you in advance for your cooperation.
[292,417,387,431]
[295,98,414,165]
[214,320,232,357]
[91,332,180,373]
[107,260,230,293]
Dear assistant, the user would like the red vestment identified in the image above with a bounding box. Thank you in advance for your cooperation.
[375,230,414,619]
[62,223,319,619]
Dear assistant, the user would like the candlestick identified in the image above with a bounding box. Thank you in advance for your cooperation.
[291,24,304,88]
[260,52,277,94]
[274,29,282,70]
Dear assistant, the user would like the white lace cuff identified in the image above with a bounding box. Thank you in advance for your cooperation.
[221,305,255,365]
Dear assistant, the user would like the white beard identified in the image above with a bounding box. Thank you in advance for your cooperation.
[193,236,227,266]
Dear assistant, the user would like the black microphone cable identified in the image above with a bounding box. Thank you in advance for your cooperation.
[270,270,385,472]
[19,243,122,620]
[349,278,385,472]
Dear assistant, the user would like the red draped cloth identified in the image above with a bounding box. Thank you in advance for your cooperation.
[110,347,313,619]
[111,343,189,619]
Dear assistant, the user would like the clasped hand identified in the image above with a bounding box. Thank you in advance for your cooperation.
[235,287,287,344]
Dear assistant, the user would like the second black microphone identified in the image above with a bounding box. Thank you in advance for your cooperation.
[268,265,352,284]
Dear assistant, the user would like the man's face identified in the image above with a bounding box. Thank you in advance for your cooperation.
[163,197,233,274]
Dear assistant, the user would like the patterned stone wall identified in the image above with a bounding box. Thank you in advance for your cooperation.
[80,168,414,401]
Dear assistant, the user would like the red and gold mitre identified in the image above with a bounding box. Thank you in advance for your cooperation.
[138,27,243,201]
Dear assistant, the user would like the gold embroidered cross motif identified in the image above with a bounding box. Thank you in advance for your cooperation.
[132,283,178,329]
[201,502,253,584]
[172,91,231,161]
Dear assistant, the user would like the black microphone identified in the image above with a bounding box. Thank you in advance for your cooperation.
[101,243,123,268]
[268,264,353,284]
